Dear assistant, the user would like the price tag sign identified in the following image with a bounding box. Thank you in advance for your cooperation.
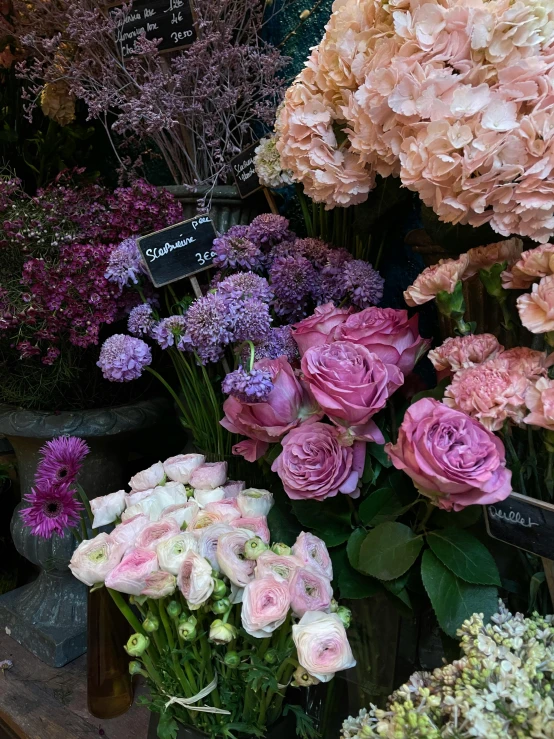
[230,143,262,199]
[137,215,217,288]
[485,492,554,560]
[111,0,197,58]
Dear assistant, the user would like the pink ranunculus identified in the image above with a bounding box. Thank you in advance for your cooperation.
[69,533,126,587]
[385,398,512,511]
[222,480,245,498]
[292,303,353,356]
[292,532,333,580]
[204,499,241,523]
[91,489,127,529]
[444,361,529,431]
[301,341,403,442]
[292,611,356,683]
[160,501,199,529]
[517,275,554,334]
[428,334,503,376]
[188,509,225,531]
[236,488,274,518]
[141,570,176,599]
[193,487,226,508]
[524,377,554,431]
[403,255,469,307]
[125,488,154,507]
[163,453,205,484]
[189,462,228,490]
[272,423,365,501]
[254,551,304,583]
[111,514,151,553]
[136,519,180,551]
[104,547,158,595]
[129,461,165,492]
[234,516,270,544]
[221,356,317,462]
[216,529,256,587]
[241,576,291,638]
[332,307,429,376]
[177,551,214,609]
[289,567,333,617]
[197,523,235,571]
[464,238,523,279]
[157,532,199,575]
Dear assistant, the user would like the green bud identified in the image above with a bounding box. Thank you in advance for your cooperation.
[124,633,150,657]
[337,605,352,629]
[142,614,160,633]
[166,600,182,619]
[185,484,194,498]
[209,619,237,645]
[292,665,320,687]
[244,537,268,560]
[129,594,148,607]
[178,621,197,641]
[478,262,507,300]
[329,599,339,613]
[128,660,147,677]
[264,648,278,665]
[271,542,291,556]
[212,579,227,599]
[212,598,230,615]
[224,651,241,667]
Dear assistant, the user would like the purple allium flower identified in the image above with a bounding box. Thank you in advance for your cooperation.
[222,366,274,403]
[151,315,188,350]
[184,293,234,364]
[21,480,83,539]
[320,248,354,303]
[212,226,263,271]
[35,436,89,488]
[343,260,385,308]
[128,303,155,337]
[97,334,152,382]
[269,255,318,319]
[105,238,146,288]
[232,298,272,342]
[217,272,273,303]
[247,214,291,247]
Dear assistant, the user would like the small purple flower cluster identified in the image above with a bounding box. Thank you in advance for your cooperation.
[97,334,152,382]
[222,366,274,403]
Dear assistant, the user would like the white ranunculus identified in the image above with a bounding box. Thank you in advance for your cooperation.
[161,501,199,528]
[193,486,226,508]
[189,461,228,490]
[292,612,356,683]
[69,533,126,586]
[125,488,154,508]
[110,514,151,552]
[157,532,199,575]
[177,551,214,609]
[91,490,127,528]
[236,488,274,518]
[129,461,165,492]
[163,453,205,483]
[241,576,290,638]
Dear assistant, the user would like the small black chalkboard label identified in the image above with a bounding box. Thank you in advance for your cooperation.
[111,0,197,58]
[137,215,216,288]
[230,143,262,199]
[485,492,554,560]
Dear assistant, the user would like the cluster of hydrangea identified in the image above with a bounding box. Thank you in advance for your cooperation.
[341,603,554,738]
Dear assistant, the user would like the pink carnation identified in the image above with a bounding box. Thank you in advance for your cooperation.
[502,244,554,289]
[428,334,503,375]
[494,347,554,379]
[404,256,469,307]
[464,238,523,278]
[517,275,554,334]
[524,377,554,431]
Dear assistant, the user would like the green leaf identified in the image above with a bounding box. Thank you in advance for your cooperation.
[359,488,411,526]
[346,527,366,569]
[330,546,380,599]
[421,550,498,638]
[367,441,392,468]
[157,713,178,739]
[430,506,482,529]
[267,499,301,546]
[410,376,450,406]
[358,522,423,580]
[427,528,500,586]
[291,497,352,547]
[264,444,282,466]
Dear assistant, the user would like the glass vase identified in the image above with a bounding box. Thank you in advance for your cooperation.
[87,586,134,719]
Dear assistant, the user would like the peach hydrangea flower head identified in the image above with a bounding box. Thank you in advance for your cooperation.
[403,254,469,307]
[428,334,503,374]
[443,361,530,431]
[502,244,554,289]
[517,274,554,334]
[524,377,554,431]
[464,238,523,279]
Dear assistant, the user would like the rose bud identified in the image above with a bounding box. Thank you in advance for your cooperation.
[189,462,228,491]
[244,537,268,560]
[236,488,274,518]
[271,542,291,556]
[124,633,150,657]
[212,598,230,615]
[209,619,237,645]
[142,614,160,633]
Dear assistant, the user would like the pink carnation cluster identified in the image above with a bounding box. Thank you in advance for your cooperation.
[277,0,554,241]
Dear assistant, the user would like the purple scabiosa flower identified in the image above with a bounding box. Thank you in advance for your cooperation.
[212,226,263,271]
[21,480,83,539]
[269,255,318,319]
[294,238,330,267]
[247,214,291,247]
[105,238,146,288]
[232,298,272,342]
[97,334,152,382]
[217,272,273,303]
[184,293,235,363]
[222,366,274,403]
[320,248,354,303]
[128,303,155,337]
[343,260,384,308]
[35,436,89,488]
[250,326,299,363]
[151,315,188,350]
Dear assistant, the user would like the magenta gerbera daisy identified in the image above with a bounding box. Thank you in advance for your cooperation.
[20,480,83,538]
[35,436,89,487]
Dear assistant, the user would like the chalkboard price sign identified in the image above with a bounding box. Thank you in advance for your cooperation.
[230,143,262,199]
[137,215,217,288]
[485,492,554,560]
[111,0,197,58]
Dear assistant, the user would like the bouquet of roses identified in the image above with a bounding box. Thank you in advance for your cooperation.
[64,451,355,738]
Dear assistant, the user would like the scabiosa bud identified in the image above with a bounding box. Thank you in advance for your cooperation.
[343,260,384,308]
[269,255,318,319]
[184,293,234,364]
[128,303,155,337]
[97,334,152,382]
[209,619,237,645]
[124,633,150,657]
[217,272,273,303]
[222,366,274,403]
[152,315,188,350]
[213,227,263,271]
[143,614,160,633]
[244,537,268,560]
[247,214,291,247]
[105,238,145,287]
[232,298,272,343]
[272,542,291,556]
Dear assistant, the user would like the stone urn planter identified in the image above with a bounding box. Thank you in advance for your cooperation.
[0,397,169,667]
[164,185,265,233]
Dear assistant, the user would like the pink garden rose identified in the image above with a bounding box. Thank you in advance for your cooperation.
[386,398,512,511]
[524,377,554,431]
[292,532,333,580]
[272,422,365,501]
[292,611,356,683]
[241,576,291,638]
[517,275,554,334]
[403,256,469,307]
[289,567,333,617]
[301,341,403,442]
[332,307,429,376]
[292,303,352,356]
[222,356,318,462]
[428,334,503,376]
[104,547,158,595]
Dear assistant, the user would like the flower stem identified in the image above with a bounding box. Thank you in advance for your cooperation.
[145,366,190,422]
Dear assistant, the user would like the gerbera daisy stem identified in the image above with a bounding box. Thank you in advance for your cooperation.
[75,483,93,529]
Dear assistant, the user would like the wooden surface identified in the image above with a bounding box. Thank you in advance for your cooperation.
[0,630,151,739]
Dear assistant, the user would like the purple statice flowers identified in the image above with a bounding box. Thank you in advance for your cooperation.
[97,334,152,382]
[222,366,274,403]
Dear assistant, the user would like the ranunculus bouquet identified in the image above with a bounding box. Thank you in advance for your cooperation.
[62,451,355,738]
